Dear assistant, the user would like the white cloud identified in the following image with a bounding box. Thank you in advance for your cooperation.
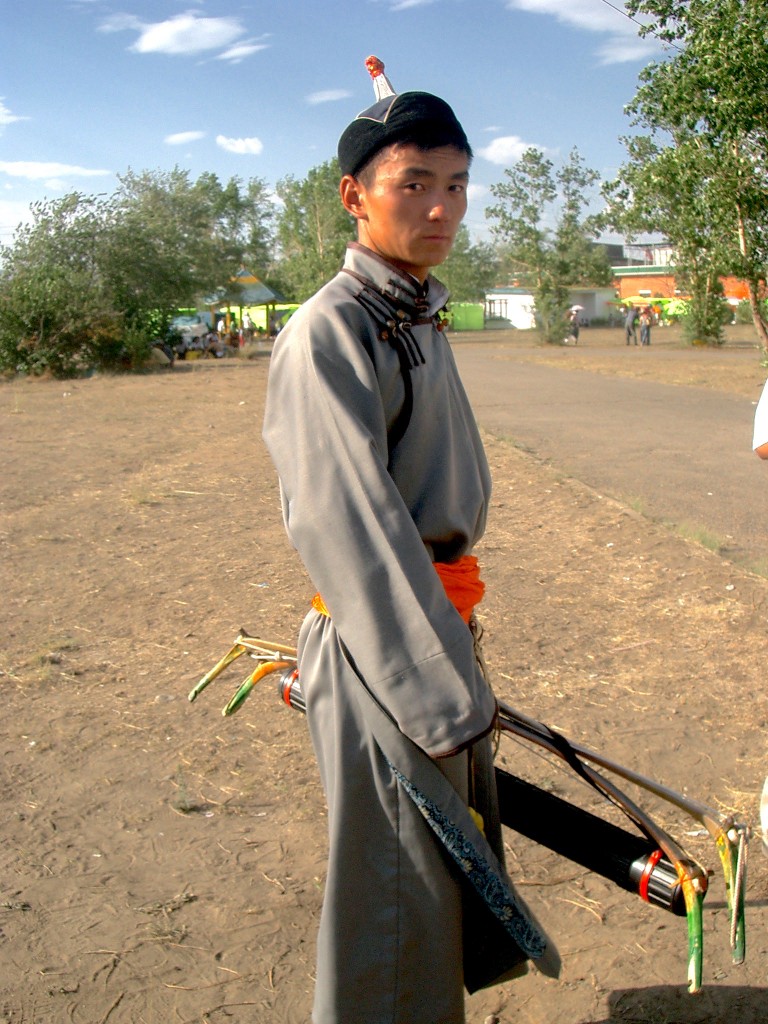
[101,11,250,58]
[505,0,662,64]
[0,199,35,246]
[0,161,111,181]
[217,38,271,63]
[38,178,68,192]
[134,13,243,55]
[370,0,437,10]
[508,0,622,33]
[216,135,264,156]
[467,183,488,203]
[389,0,437,9]
[100,13,271,64]
[98,13,142,35]
[307,90,353,105]
[0,99,27,128]
[478,136,546,165]
[165,131,206,146]
[594,34,659,65]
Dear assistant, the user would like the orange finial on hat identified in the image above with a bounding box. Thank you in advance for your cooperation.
[365,55,396,101]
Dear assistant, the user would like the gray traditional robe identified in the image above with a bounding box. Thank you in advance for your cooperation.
[263,244,555,1024]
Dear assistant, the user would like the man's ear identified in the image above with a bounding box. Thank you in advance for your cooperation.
[340,175,367,220]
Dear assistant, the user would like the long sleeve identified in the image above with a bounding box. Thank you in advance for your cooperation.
[262,251,495,756]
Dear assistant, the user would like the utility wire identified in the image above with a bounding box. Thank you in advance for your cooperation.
[597,0,685,53]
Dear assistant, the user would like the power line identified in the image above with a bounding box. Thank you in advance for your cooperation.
[598,0,688,53]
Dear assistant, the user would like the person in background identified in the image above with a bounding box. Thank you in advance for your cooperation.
[204,329,225,358]
[625,304,639,345]
[242,311,253,343]
[753,377,768,458]
[567,308,580,345]
[639,306,652,346]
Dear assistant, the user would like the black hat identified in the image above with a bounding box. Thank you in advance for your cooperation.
[337,58,471,178]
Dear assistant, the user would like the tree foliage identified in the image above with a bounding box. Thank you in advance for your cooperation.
[607,0,768,346]
[437,225,499,303]
[604,136,733,344]
[486,148,611,342]
[0,193,120,376]
[274,159,355,302]
[0,169,277,376]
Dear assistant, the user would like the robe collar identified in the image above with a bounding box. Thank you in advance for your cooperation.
[344,242,450,320]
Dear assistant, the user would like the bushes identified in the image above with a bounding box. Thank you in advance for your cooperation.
[0,195,130,377]
[735,298,768,325]
[678,294,732,346]
[0,172,255,378]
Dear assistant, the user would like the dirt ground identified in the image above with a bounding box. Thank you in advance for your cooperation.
[1,325,767,1024]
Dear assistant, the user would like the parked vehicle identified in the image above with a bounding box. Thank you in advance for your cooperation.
[170,312,212,342]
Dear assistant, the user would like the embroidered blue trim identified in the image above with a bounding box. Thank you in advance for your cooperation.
[389,762,546,959]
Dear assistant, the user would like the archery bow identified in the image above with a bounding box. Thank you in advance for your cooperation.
[188,630,750,992]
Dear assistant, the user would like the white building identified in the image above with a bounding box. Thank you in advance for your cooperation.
[484,286,617,329]
[484,287,536,330]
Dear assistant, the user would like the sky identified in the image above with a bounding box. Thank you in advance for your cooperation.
[1,0,668,249]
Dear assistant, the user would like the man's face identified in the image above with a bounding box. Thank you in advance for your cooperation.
[350,143,469,282]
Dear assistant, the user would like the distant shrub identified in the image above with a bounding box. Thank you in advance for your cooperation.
[679,297,731,346]
[735,298,768,325]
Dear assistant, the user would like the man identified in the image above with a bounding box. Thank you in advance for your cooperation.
[567,308,580,345]
[625,304,639,345]
[639,306,652,346]
[263,59,556,1024]
[242,310,253,343]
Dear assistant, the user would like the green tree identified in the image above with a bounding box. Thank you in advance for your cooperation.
[191,172,277,279]
[486,148,610,342]
[604,136,733,344]
[437,225,499,303]
[274,159,355,301]
[0,168,280,376]
[0,193,122,376]
[612,0,768,347]
[241,177,278,278]
[114,167,246,310]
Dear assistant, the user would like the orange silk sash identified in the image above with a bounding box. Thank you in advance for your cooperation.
[312,554,484,625]
[432,554,485,624]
